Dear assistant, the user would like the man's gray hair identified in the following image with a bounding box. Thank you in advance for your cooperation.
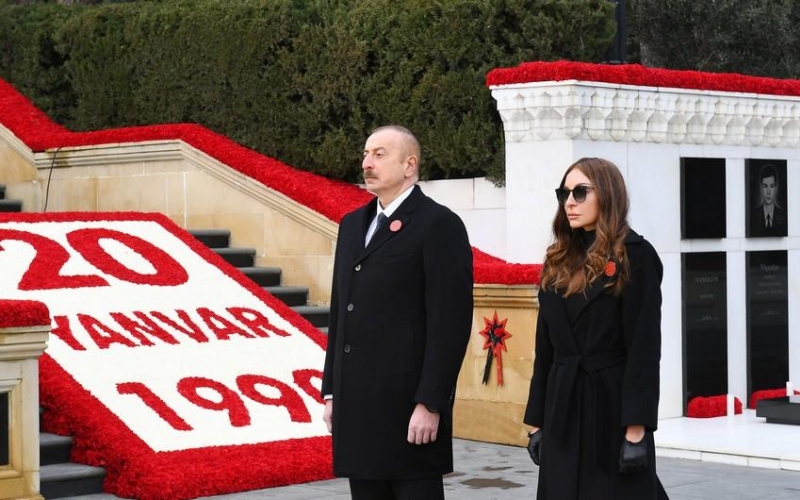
[371,125,421,165]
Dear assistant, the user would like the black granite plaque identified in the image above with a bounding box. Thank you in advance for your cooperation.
[746,251,789,396]
[682,252,728,411]
[756,397,800,425]
[681,158,727,239]
[0,392,7,465]
[746,159,788,238]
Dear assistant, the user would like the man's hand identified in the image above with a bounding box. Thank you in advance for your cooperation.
[323,399,333,433]
[407,403,440,444]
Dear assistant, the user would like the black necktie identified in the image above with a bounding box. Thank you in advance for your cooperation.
[767,214,772,228]
[366,213,388,246]
[375,213,388,232]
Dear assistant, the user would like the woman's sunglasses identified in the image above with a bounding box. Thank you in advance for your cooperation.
[555,184,593,205]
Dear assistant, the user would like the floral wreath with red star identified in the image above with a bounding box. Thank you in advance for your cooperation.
[479,311,512,385]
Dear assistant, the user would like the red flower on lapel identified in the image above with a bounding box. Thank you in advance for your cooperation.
[604,260,617,278]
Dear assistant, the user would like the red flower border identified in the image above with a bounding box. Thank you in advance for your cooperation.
[3,211,332,499]
[0,78,541,285]
[486,60,800,97]
[686,395,743,418]
[0,299,50,328]
[749,388,800,409]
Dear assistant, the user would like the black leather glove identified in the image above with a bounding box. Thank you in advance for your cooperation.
[527,429,542,465]
[619,436,648,474]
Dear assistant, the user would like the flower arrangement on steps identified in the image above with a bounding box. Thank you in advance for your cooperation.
[1,212,334,499]
[0,77,541,286]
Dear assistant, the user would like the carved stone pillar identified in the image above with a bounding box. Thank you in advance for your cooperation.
[0,300,50,500]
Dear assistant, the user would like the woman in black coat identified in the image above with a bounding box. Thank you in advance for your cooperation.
[524,157,669,500]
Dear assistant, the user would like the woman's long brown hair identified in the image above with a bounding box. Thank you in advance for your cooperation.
[540,158,631,296]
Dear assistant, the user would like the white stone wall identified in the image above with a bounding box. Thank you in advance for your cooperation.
[417,178,507,258]
[489,80,800,419]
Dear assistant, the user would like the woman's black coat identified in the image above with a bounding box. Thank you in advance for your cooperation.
[524,230,668,499]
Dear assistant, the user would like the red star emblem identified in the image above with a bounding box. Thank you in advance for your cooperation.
[478,311,512,385]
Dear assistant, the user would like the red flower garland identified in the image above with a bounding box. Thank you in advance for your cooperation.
[473,248,542,285]
[749,388,800,409]
[486,60,800,97]
[686,395,742,418]
[0,77,541,285]
[0,299,50,328]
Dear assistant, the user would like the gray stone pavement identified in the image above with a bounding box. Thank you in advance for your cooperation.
[65,439,800,500]
[63,437,800,499]
[189,438,800,500]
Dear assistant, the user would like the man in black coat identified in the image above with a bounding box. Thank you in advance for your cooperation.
[321,125,473,499]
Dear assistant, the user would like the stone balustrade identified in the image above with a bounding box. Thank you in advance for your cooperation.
[492,82,800,147]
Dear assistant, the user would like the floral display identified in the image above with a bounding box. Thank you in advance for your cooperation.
[0,212,332,499]
[749,388,800,409]
[0,299,50,328]
[686,395,743,418]
[487,60,800,97]
[0,77,540,285]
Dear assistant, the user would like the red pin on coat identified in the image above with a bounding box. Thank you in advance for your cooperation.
[390,220,402,232]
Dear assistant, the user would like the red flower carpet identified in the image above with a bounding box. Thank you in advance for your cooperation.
[0,76,541,286]
[0,212,332,499]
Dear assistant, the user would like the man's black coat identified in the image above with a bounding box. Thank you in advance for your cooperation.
[321,185,473,479]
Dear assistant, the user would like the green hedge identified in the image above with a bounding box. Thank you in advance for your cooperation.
[0,0,617,183]
[630,0,800,78]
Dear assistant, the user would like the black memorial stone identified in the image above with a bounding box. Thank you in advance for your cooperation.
[682,252,728,412]
[746,251,789,397]
[756,397,800,425]
[681,157,726,239]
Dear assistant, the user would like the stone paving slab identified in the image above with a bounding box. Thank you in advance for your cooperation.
[193,438,800,500]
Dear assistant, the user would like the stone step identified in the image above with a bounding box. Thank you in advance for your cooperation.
[41,432,73,465]
[211,247,256,267]
[41,463,106,499]
[188,228,230,248]
[0,199,22,212]
[189,227,331,331]
[291,305,330,328]
[264,285,309,307]
[238,266,282,287]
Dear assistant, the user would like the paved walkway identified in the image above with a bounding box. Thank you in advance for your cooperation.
[65,413,800,499]
[187,438,800,500]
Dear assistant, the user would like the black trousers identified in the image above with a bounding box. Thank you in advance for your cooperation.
[348,476,444,500]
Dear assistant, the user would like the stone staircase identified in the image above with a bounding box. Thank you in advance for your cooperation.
[187,228,330,333]
[0,185,330,498]
[40,428,107,499]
